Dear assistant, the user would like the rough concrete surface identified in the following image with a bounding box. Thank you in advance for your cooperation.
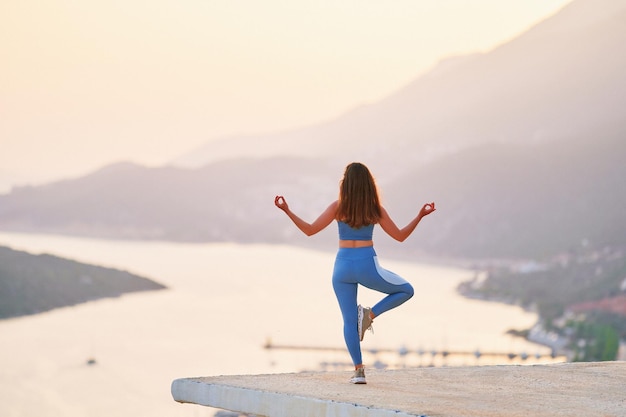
[172,362,626,417]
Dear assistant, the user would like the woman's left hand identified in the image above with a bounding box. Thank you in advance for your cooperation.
[419,202,436,217]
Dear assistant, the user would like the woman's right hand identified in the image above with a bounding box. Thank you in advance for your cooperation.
[274,195,289,212]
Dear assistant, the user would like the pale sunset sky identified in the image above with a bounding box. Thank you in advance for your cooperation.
[1,0,572,186]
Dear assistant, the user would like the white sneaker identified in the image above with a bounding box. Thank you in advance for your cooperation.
[350,367,366,384]
[357,304,374,341]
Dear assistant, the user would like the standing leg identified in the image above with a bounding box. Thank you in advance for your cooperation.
[332,257,362,367]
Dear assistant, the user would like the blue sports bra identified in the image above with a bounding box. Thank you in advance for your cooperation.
[337,221,374,241]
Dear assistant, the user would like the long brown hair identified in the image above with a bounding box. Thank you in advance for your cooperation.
[335,162,382,228]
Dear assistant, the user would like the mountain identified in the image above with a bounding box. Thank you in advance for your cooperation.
[173,0,626,175]
[0,0,625,261]
[384,123,626,259]
[0,169,29,195]
[0,245,166,319]
[0,124,623,260]
[0,158,341,243]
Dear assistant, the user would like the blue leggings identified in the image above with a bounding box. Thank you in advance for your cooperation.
[332,246,414,366]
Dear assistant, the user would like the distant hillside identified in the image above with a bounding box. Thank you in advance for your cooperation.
[460,247,626,322]
[0,158,341,243]
[0,123,624,261]
[0,0,625,262]
[384,124,626,259]
[173,0,626,177]
[456,241,626,361]
[0,245,166,319]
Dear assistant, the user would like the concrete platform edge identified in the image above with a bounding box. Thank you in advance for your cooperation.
[171,377,425,417]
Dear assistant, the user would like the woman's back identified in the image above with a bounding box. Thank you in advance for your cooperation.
[337,221,374,241]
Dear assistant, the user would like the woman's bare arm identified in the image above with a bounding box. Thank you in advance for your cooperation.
[378,202,436,242]
[275,196,337,236]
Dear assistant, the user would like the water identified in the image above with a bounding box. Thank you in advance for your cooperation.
[0,232,556,417]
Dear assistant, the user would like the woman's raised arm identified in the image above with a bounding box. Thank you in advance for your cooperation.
[378,202,436,242]
[275,196,337,236]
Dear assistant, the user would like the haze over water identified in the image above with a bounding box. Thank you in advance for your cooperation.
[0,232,557,417]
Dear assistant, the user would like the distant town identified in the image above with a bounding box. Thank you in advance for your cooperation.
[459,244,626,362]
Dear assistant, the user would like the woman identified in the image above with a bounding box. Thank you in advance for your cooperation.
[274,162,436,384]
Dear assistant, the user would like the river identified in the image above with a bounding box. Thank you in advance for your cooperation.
[0,232,558,417]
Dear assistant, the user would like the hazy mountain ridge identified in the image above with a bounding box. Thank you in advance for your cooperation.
[0,158,341,243]
[0,245,166,319]
[0,125,623,261]
[384,124,626,259]
[173,0,626,175]
[0,0,625,262]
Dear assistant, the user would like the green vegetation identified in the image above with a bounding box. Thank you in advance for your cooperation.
[462,249,626,320]
[570,320,620,362]
[459,246,626,361]
[0,245,166,319]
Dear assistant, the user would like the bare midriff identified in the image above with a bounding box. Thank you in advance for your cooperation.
[339,240,374,248]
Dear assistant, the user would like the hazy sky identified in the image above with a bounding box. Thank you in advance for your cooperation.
[1,0,572,186]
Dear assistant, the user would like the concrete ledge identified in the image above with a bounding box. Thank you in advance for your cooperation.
[172,362,626,417]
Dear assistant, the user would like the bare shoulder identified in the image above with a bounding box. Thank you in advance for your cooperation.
[378,206,397,228]
[320,200,339,217]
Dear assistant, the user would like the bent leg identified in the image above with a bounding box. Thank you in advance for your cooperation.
[359,256,414,318]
